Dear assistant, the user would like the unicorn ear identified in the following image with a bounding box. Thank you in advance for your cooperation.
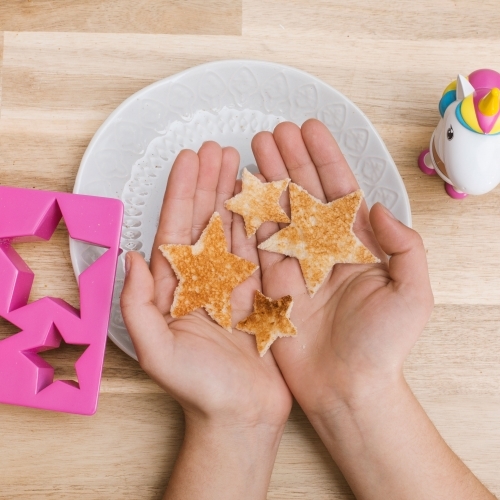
[456,74,475,100]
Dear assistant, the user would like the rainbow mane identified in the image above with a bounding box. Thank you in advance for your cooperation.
[439,69,500,135]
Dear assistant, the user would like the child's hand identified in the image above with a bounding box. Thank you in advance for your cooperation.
[121,142,292,500]
[252,119,496,500]
[252,119,434,417]
[121,141,291,427]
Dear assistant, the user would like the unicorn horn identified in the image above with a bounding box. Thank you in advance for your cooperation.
[479,88,500,116]
[456,74,475,100]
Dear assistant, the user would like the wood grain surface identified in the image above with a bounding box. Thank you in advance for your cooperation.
[1,1,500,498]
[0,0,241,35]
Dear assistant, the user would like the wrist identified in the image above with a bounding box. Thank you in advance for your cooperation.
[303,368,408,435]
[169,413,285,500]
[301,373,412,481]
[180,388,291,436]
[184,410,285,456]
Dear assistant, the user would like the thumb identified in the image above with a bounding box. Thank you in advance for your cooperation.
[369,203,433,305]
[120,252,173,368]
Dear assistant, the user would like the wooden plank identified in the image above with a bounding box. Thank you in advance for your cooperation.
[0,31,3,110]
[243,0,500,40]
[0,393,183,499]
[0,0,242,35]
[0,118,99,192]
[406,305,500,397]
[3,32,500,121]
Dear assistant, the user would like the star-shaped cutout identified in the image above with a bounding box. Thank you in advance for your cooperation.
[258,184,379,296]
[22,323,89,392]
[159,212,259,331]
[236,291,297,357]
[36,338,89,389]
[224,168,290,237]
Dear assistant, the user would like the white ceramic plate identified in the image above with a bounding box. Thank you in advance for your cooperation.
[71,60,411,360]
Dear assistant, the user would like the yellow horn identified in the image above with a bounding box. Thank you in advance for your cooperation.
[478,88,500,116]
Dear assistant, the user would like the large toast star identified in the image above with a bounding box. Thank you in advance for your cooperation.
[236,291,297,357]
[258,184,379,296]
[224,168,290,237]
[159,212,258,331]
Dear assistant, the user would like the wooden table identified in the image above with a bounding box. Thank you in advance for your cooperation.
[1,1,500,498]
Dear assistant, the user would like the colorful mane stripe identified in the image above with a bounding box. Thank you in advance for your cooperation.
[439,69,500,135]
[439,88,456,117]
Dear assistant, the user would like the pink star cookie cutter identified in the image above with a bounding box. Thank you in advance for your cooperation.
[0,187,123,415]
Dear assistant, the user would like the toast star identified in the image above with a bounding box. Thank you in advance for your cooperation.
[258,184,379,296]
[159,212,258,331]
[224,168,290,237]
[236,291,297,357]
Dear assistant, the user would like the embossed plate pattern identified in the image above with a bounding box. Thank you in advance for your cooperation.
[71,60,411,360]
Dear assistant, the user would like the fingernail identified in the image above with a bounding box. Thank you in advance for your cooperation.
[125,253,131,276]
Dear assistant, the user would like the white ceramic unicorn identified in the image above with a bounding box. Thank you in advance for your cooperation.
[418,69,500,199]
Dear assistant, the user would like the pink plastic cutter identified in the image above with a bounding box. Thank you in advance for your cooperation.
[0,187,123,415]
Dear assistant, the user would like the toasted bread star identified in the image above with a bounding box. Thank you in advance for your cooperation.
[224,168,290,237]
[258,184,379,296]
[236,291,297,357]
[159,212,258,331]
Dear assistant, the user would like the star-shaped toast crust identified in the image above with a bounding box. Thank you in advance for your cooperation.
[258,184,379,296]
[236,291,297,357]
[224,168,290,237]
[159,212,258,331]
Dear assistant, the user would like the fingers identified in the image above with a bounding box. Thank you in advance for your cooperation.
[301,119,358,202]
[191,141,223,243]
[301,119,384,261]
[157,149,199,245]
[273,121,326,202]
[121,252,173,369]
[253,122,383,266]
[251,131,291,219]
[150,149,199,313]
[216,147,240,251]
[370,203,434,307]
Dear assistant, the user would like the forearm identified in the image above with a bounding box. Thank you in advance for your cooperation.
[164,414,284,500]
[307,376,495,500]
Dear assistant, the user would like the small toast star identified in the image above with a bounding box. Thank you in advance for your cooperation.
[236,291,297,357]
[258,184,379,296]
[159,212,258,331]
[224,168,290,237]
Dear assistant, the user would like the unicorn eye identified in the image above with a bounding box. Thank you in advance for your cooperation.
[447,126,454,140]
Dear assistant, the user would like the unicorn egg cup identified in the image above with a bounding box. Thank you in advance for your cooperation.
[0,187,123,415]
[418,69,500,199]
